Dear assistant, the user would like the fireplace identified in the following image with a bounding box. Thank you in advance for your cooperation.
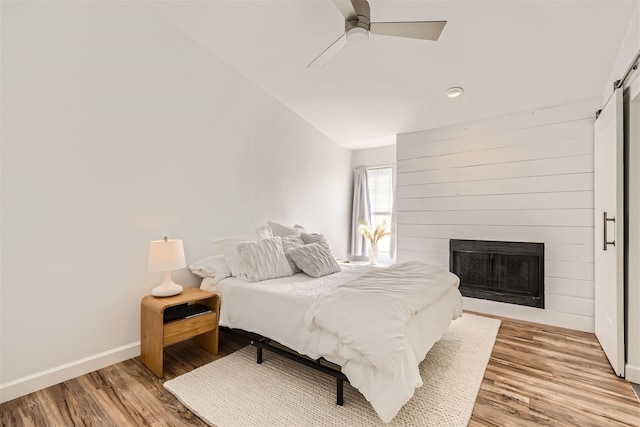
[449,240,544,308]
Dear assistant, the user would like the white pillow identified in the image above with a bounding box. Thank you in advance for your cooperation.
[255,225,273,239]
[267,220,305,237]
[188,255,231,281]
[281,234,305,273]
[235,237,293,282]
[286,243,341,278]
[213,236,252,277]
[213,235,250,256]
[223,243,247,278]
[300,232,332,252]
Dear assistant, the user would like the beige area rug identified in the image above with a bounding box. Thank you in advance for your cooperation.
[164,314,501,427]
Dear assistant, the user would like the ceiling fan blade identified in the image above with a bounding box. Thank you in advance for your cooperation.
[370,21,447,41]
[307,34,347,68]
[332,0,357,19]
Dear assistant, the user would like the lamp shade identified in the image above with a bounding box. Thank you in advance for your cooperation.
[147,238,186,272]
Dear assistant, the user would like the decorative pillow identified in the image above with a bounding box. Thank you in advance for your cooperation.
[254,225,273,240]
[281,234,305,273]
[235,237,293,282]
[286,243,341,278]
[300,232,332,252]
[266,220,305,237]
[223,244,247,278]
[188,255,231,282]
[212,235,250,256]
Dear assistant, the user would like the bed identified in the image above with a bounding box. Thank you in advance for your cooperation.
[200,260,462,422]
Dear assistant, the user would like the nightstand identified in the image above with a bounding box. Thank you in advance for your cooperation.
[140,288,220,377]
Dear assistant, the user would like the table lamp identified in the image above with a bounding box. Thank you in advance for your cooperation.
[147,237,186,297]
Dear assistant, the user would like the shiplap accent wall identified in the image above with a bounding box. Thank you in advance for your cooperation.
[396,99,601,332]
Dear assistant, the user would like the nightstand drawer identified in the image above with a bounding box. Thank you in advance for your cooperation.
[163,312,217,346]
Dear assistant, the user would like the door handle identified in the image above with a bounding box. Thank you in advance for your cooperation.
[603,212,616,251]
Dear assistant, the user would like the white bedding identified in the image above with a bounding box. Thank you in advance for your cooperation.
[201,262,463,423]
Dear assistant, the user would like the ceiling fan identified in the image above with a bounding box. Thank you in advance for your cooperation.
[308,0,446,68]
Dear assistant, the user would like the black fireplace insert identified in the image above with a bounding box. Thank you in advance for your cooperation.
[449,239,544,308]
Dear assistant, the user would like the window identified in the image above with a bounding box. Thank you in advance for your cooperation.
[367,166,394,258]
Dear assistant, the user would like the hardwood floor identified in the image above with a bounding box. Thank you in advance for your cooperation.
[2,315,638,426]
[469,314,639,427]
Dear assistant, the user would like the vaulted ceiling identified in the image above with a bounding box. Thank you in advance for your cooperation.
[151,1,637,149]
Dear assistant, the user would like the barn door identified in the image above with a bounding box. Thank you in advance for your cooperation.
[594,88,625,377]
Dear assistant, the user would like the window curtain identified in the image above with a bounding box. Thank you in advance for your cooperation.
[389,165,397,259]
[351,166,371,257]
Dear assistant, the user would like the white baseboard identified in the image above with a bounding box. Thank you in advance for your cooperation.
[462,297,595,332]
[626,363,640,383]
[0,341,140,404]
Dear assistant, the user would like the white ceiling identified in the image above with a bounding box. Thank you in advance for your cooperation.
[151,0,637,149]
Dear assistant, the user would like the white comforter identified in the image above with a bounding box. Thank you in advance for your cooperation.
[202,261,463,423]
[305,261,460,379]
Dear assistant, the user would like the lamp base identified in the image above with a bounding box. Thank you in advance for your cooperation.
[152,272,183,297]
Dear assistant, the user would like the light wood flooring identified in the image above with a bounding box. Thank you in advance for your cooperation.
[469,313,639,426]
[2,314,639,426]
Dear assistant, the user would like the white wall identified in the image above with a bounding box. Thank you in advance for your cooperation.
[603,0,640,383]
[603,1,639,103]
[396,99,601,332]
[0,1,352,402]
[352,145,396,169]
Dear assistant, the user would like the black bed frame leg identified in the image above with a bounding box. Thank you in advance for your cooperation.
[250,336,348,405]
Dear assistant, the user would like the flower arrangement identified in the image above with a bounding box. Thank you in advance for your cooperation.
[358,218,391,244]
[358,218,391,265]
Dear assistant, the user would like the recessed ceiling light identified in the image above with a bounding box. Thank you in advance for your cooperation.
[446,87,464,99]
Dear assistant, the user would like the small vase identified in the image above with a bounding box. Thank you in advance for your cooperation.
[368,241,378,265]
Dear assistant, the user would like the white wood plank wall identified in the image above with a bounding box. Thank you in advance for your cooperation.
[396,99,601,332]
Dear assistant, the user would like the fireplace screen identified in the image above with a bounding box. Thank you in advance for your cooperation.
[449,240,544,308]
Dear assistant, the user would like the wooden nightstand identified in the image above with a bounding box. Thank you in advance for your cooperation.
[140,288,220,378]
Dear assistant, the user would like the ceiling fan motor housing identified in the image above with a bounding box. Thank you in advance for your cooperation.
[346,18,369,33]
[345,0,371,32]
[344,0,370,46]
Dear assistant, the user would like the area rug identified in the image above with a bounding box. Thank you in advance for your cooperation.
[164,313,500,427]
